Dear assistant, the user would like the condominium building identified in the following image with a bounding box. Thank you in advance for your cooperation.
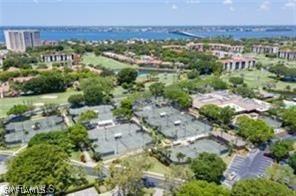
[278,49,296,61]
[221,56,256,71]
[252,45,279,54]
[187,42,244,53]
[4,30,41,52]
[40,53,80,65]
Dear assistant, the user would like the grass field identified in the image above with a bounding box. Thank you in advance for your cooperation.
[250,53,296,68]
[0,89,81,117]
[82,53,138,71]
[221,69,296,91]
[124,153,171,175]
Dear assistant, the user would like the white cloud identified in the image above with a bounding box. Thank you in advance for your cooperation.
[284,0,296,8]
[186,0,200,4]
[259,1,270,11]
[172,4,178,10]
[229,6,235,11]
[33,0,39,4]
[223,0,233,5]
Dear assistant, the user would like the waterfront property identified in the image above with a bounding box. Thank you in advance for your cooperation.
[4,30,41,52]
[187,42,244,53]
[220,56,256,71]
[88,123,153,158]
[192,91,271,113]
[223,149,273,187]
[133,99,212,140]
[4,115,66,145]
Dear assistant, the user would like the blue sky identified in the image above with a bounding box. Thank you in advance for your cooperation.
[0,0,295,26]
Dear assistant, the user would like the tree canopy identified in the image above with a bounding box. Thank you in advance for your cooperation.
[190,152,226,184]
[236,116,274,144]
[199,104,235,125]
[281,107,296,134]
[6,144,87,193]
[149,82,165,97]
[270,140,294,161]
[67,124,88,148]
[231,179,296,196]
[176,180,230,196]
[116,68,138,85]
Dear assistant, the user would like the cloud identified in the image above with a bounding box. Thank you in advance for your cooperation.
[186,0,200,4]
[172,4,178,10]
[223,0,233,5]
[284,0,296,8]
[229,6,235,11]
[259,1,270,11]
[33,0,39,4]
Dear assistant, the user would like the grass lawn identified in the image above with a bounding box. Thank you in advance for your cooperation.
[0,89,81,118]
[221,69,296,91]
[70,150,82,161]
[123,153,171,175]
[82,53,138,71]
[250,53,296,68]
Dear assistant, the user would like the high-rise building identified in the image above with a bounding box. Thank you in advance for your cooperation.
[4,30,41,52]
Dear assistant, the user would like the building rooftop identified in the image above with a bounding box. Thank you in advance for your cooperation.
[192,91,271,113]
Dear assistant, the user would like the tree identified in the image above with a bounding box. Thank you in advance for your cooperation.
[28,131,74,154]
[220,106,235,124]
[81,77,113,106]
[270,140,294,161]
[281,107,296,134]
[164,85,192,109]
[6,144,87,193]
[109,159,148,195]
[190,152,226,184]
[113,99,133,120]
[231,179,295,196]
[229,77,244,86]
[149,82,165,97]
[176,152,186,163]
[68,94,84,108]
[266,164,296,188]
[78,110,98,123]
[236,116,274,144]
[117,68,138,85]
[176,180,230,196]
[68,124,88,148]
[7,104,30,116]
[288,154,296,174]
[233,86,255,98]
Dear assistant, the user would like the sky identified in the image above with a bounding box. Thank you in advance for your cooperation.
[0,0,296,26]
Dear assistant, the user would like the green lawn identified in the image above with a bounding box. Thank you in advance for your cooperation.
[221,69,296,91]
[0,89,81,118]
[249,53,296,68]
[82,53,138,71]
[123,153,171,175]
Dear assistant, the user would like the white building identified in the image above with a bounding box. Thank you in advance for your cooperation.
[252,45,279,54]
[221,56,256,71]
[4,30,41,52]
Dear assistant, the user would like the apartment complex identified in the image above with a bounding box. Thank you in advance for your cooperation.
[4,30,41,52]
[221,56,256,71]
[40,53,80,65]
[252,45,279,54]
[187,42,244,53]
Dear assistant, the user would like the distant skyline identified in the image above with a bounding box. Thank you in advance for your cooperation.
[0,0,296,26]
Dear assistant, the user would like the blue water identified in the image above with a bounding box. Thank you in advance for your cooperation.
[0,26,295,41]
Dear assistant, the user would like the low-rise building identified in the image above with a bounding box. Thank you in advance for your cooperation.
[221,56,256,71]
[192,91,271,114]
[40,53,80,65]
[252,45,279,54]
[187,42,244,53]
[278,49,296,61]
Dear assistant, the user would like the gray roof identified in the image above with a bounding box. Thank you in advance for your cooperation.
[89,123,153,158]
[134,105,211,139]
[4,116,66,145]
[169,139,228,162]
